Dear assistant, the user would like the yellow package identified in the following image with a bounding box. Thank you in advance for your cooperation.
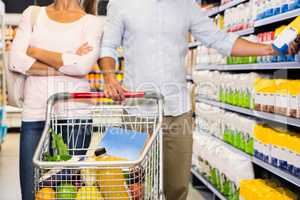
[95,155,130,200]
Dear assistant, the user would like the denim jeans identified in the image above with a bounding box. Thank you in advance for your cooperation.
[20,120,92,200]
[20,121,45,200]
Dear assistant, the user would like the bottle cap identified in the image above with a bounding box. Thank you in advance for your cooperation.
[94,147,107,157]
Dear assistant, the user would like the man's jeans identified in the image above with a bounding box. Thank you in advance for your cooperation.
[20,120,92,200]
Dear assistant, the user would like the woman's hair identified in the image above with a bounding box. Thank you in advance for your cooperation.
[82,0,97,15]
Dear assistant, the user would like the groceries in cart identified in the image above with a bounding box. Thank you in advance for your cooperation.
[37,128,149,200]
[99,127,149,161]
[34,92,163,200]
[43,130,72,162]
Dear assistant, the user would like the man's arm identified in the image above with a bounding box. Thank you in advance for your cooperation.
[231,38,275,56]
[188,1,298,57]
[100,0,127,101]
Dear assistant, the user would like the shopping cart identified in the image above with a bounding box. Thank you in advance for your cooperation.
[33,91,164,200]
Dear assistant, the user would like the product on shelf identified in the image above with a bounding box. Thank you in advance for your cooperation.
[196,45,227,65]
[224,2,254,33]
[254,0,300,21]
[195,103,256,155]
[193,133,254,200]
[195,26,299,66]
[193,71,221,101]
[195,101,300,178]
[254,124,300,177]
[254,78,300,118]
[193,71,262,109]
[195,103,225,138]
[240,179,297,200]
[273,16,300,54]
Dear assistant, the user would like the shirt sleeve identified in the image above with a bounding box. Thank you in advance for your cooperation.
[99,0,124,61]
[59,17,104,76]
[9,6,36,75]
[189,1,239,56]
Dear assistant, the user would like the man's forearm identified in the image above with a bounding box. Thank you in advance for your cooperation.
[231,38,276,57]
[26,61,63,76]
[27,47,63,70]
[99,57,117,81]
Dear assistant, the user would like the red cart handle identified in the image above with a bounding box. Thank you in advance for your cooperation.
[70,92,145,99]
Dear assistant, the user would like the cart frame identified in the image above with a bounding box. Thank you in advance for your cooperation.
[33,91,165,200]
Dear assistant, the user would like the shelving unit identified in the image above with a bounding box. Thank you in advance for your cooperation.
[199,133,300,187]
[206,0,249,17]
[191,167,228,200]
[0,1,7,148]
[192,0,300,197]
[196,62,300,71]
[197,98,300,128]
[229,27,254,36]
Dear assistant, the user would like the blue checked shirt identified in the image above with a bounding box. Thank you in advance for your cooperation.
[100,0,239,116]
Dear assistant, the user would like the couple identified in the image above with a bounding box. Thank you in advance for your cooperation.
[10,0,300,200]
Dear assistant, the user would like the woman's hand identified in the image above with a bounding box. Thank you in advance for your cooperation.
[26,47,38,58]
[76,42,93,56]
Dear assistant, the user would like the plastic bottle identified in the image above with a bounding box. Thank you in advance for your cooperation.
[272,16,300,54]
[94,148,130,199]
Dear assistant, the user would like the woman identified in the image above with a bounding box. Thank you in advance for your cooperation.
[9,0,103,199]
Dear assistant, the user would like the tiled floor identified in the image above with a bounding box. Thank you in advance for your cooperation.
[0,133,212,200]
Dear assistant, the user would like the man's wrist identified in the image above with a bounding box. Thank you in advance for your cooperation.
[265,44,277,56]
[103,71,116,82]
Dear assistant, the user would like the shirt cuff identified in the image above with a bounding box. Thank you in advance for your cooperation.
[62,53,80,66]
[100,48,118,61]
[223,33,239,56]
[10,55,36,75]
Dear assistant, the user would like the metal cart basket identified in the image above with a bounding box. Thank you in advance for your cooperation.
[33,92,164,200]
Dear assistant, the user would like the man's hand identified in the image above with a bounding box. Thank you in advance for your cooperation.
[104,73,128,101]
[288,35,300,55]
[76,42,93,56]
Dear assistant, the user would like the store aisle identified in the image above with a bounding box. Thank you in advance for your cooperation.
[0,133,21,200]
[0,134,211,200]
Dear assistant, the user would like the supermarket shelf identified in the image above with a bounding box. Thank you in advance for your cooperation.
[254,8,300,27]
[203,134,300,187]
[196,62,300,71]
[229,27,255,36]
[206,7,220,17]
[196,98,300,128]
[252,157,300,187]
[206,0,248,17]
[191,167,228,200]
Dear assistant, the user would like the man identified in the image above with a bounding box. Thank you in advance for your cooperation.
[99,0,299,199]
